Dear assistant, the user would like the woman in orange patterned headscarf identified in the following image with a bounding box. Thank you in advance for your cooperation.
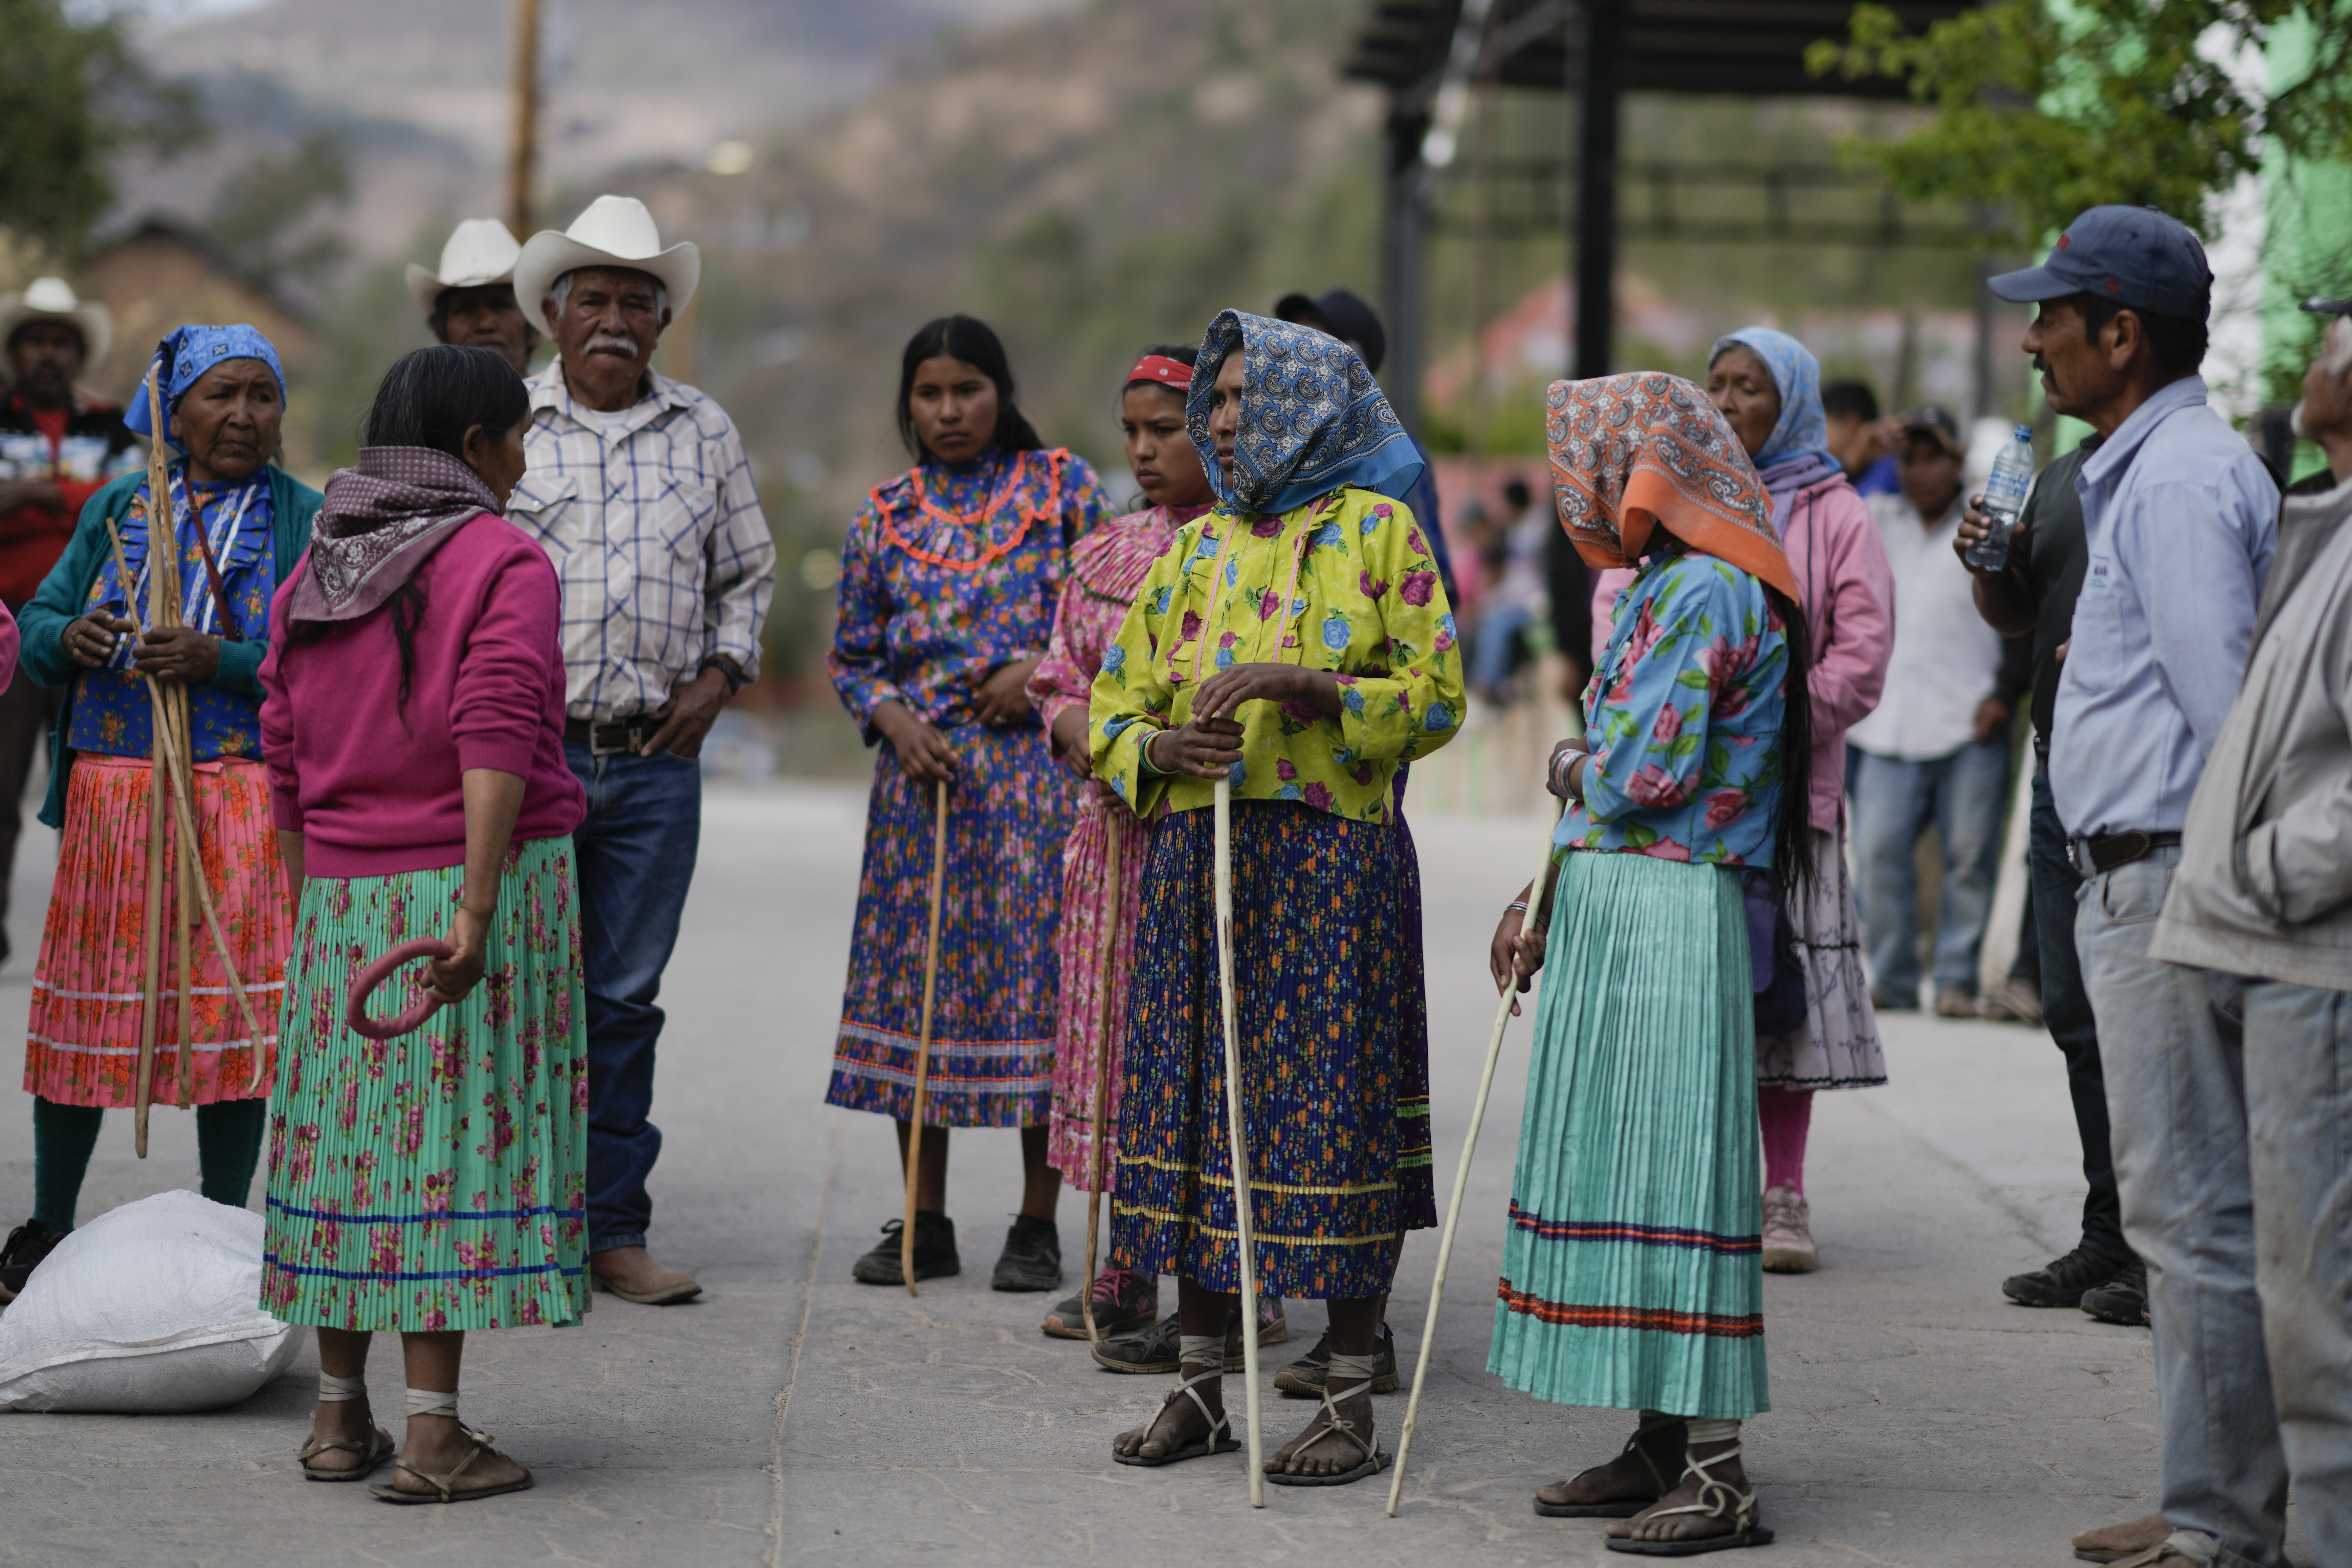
[1481,373,1810,1555]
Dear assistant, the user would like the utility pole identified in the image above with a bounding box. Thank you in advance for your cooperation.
[508,0,543,239]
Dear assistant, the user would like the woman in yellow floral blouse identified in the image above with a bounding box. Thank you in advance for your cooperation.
[1096,309,1462,1487]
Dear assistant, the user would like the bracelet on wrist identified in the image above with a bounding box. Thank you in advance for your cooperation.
[1139,729,1171,777]
[697,654,746,696]
[1505,900,1529,915]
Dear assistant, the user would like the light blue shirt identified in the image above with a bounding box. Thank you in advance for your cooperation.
[2049,376,2277,839]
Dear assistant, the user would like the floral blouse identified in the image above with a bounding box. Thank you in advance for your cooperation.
[1562,544,1790,866]
[1090,486,1465,825]
[66,469,276,761]
[827,446,1116,738]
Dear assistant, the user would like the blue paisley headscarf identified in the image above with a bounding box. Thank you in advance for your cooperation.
[1707,326,1839,474]
[123,324,287,453]
[1185,309,1423,516]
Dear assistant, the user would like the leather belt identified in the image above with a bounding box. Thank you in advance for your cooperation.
[565,717,656,757]
[2069,829,2182,878]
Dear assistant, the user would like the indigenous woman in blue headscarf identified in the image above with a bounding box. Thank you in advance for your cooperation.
[1098,309,1464,1486]
[0,326,320,1300]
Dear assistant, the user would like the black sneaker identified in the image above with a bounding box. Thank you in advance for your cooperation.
[1042,1265,1159,1338]
[990,1214,1063,1292]
[0,1218,64,1303]
[1273,1320,1401,1397]
[850,1211,959,1286]
[2081,1260,2149,1327]
[2003,1245,2129,1309]
[1089,1297,1289,1374]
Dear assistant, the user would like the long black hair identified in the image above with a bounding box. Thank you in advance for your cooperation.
[1763,581,1816,902]
[895,314,1043,461]
[294,345,528,711]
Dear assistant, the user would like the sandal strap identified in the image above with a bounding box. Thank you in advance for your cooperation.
[389,1425,498,1502]
[1293,1380,1376,1469]
[1624,1415,1684,1492]
[1161,1364,1231,1444]
[1640,1444,1759,1532]
[296,1433,374,1462]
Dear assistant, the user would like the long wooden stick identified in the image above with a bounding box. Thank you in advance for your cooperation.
[1080,812,1123,1344]
[102,517,270,1103]
[1213,776,1265,1507]
[173,686,196,1108]
[901,778,950,1297]
[1386,796,1567,1517]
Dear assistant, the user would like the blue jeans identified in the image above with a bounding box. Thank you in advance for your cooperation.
[2243,978,2352,1568]
[566,743,702,1253]
[2077,848,2286,1568]
[1850,739,2011,1002]
[2028,764,2129,1263]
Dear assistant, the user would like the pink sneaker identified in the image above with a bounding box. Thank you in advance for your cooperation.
[1761,1185,1817,1273]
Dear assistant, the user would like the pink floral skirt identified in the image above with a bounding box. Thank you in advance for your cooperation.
[1046,787,1156,1189]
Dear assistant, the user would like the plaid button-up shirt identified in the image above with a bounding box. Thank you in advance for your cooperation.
[512,365,774,721]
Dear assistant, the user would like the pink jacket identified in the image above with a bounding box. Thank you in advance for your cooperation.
[1588,472,1893,834]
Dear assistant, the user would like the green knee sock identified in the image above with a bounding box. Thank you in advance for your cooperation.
[32,1098,104,1232]
[196,1098,268,1210]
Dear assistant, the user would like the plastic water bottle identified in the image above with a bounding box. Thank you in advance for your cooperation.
[1966,425,2037,572]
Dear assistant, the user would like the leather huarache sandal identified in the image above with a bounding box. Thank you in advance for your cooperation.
[1112,1364,1241,1468]
[369,1426,535,1504]
[1537,1414,1685,1518]
[297,1424,395,1482]
[1605,1442,1774,1556]
[1264,1381,1391,1488]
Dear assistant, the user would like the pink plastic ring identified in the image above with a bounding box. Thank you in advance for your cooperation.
[344,938,457,1041]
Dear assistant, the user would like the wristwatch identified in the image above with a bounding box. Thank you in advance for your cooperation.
[697,654,746,696]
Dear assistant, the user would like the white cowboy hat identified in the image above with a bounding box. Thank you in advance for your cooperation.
[512,195,700,338]
[405,218,525,315]
[0,276,113,368]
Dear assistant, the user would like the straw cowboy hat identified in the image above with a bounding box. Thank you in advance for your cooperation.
[512,195,700,337]
[405,219,525,315]
[0,276,113,366]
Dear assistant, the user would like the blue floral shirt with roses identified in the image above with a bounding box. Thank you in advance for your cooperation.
[1560,543,1791,867]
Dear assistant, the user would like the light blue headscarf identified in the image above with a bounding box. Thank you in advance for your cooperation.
[1186,309,1424,516]
[122,324,288,453]
[1707,326,1841,474]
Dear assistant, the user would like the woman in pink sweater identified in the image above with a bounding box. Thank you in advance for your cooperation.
[1587,329,1895,1273]
[257,345,587,1504]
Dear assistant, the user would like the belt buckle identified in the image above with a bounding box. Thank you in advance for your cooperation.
[590,721,640,758]
[2068,839,2093,879]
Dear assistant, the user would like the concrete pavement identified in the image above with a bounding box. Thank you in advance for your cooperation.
[0,784,2291,1565]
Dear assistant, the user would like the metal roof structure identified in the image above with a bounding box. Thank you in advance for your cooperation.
[1339,0,1985,425]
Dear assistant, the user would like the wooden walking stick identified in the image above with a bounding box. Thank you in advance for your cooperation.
[1079,813,1123,1344]
[901,778,950,1297]
[1213,775,1267,1507]
[1386,795,1567,1517]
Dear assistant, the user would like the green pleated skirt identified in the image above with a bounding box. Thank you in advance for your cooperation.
[1486,849,1768,1419]
[259,837,591,1333]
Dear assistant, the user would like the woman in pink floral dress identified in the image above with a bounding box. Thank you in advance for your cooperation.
[1026,346,1212,1340]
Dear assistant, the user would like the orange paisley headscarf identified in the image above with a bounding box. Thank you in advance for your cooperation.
[1545,372,1800,605]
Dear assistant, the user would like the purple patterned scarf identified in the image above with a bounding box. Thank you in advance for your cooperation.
[289,447,499,627]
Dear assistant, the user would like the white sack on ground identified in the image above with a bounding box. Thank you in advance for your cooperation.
[0,1189,304,1412]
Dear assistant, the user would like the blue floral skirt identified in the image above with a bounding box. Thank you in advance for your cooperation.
[1110,800,1435,1301]
[825,725,1075,1128]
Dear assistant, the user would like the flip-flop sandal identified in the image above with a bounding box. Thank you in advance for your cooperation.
[1605,1441,1773,1556]
[297,1424,395,1482]
[1264,1382,1391,1487]
[1537,1415,1683,1517]
[370,1426,535,1505]
[1112,1366,1241,1468]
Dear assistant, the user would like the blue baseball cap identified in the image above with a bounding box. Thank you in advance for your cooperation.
[1988,206,2213,322]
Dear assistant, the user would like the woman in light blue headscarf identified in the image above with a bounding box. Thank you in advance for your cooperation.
[0,326,322,1306]
[1700,326,1895,1278]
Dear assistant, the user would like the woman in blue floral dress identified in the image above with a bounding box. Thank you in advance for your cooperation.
[1487,374,1813,1554]
[826,315,1115,1292]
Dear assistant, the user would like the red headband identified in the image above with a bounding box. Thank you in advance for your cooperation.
[1125,354,1194,392]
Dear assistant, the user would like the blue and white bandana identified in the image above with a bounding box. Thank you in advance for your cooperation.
[1708,325,1839,473]
[122,324,287,453]
[1185,308,1423,516]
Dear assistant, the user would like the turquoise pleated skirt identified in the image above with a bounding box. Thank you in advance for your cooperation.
[1486,849,1768,1419]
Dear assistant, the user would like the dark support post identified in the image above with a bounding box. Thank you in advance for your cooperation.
[1570,0,1622,380]
[1382,109,1429,433]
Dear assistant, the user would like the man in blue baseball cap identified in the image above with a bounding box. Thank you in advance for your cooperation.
[1967,206,2283,1568]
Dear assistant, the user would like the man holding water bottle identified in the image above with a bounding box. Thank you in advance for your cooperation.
[1959,205,2281,1568]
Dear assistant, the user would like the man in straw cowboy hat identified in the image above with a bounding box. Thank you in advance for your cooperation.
[506,194,774,1307]
[0,278,139,968]
[406,218,540,376]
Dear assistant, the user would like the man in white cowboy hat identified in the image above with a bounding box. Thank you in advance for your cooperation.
[406,217,540,375]
[507,194,774,1306]
[0,277,139,967]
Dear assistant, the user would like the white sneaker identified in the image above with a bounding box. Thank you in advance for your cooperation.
[1761,1184,1817,1273]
